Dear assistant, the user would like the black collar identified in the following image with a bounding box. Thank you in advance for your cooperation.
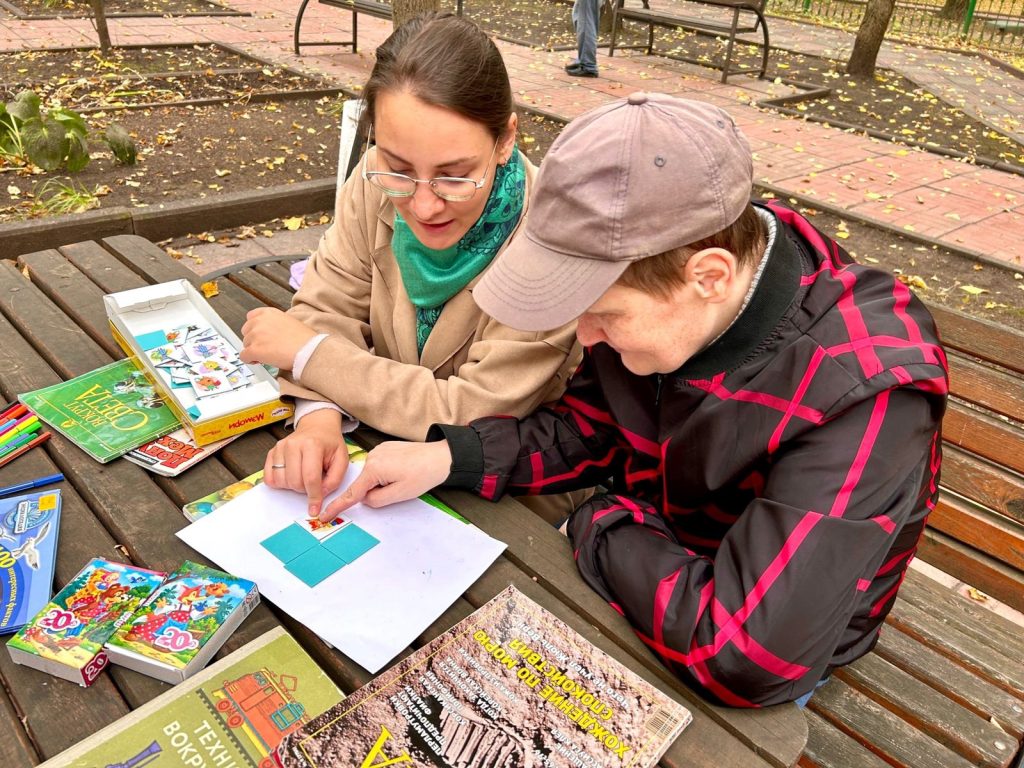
[674,204,804,380]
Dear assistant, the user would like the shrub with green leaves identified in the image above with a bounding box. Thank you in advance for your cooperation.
[0,90,137,172]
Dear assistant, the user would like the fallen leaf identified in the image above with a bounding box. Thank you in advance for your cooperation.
[199,280,219,298]
[283,216,303,231]
[215,169,232,177]
[960,285,987,295]
[966,586,989,602]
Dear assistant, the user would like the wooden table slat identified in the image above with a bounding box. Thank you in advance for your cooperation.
[801,710,892,768]
[227,267,296,310]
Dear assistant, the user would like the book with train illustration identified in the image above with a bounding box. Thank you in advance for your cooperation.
[36,627,344,768]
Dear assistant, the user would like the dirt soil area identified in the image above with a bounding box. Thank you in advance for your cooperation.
[3,43,1022,331]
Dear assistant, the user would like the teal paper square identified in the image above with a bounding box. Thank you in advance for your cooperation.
[322,524,379,564]
[285,548,346,587]
[136,330,169,349]
[261,524,319,563]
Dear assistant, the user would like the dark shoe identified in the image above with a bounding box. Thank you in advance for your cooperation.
[565,63,598,78]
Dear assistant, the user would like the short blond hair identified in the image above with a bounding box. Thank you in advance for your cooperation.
[617,204,765,299]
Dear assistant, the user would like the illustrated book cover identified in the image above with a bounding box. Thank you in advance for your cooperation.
[274,585,693,768]
[0,488,62,633]
[38,626,345,768]
[182,469,265,522]
[19,359,180,464]
[124,427,240,477]
[6,558,167,686]
[105,560,260,684]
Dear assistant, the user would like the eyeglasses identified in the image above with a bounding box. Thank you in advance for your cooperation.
[362,129,500,203]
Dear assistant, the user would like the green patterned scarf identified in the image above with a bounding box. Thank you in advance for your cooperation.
[392,149,526,355]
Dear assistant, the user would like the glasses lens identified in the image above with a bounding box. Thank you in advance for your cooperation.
[366,172,416,196]
[432,178,478,202]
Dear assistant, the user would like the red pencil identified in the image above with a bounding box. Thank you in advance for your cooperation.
[0,403,27,426]
[0,431,52,469]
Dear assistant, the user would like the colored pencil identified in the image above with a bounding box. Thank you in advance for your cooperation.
[0,431,52,469]
[0,403,27,425]
[0,411,33,438]
[0,415,40,447]
[0,401,23,419]
[0,472,64,498]
[0,432,34,459]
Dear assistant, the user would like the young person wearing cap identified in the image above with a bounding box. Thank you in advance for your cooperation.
[322,93,949,707]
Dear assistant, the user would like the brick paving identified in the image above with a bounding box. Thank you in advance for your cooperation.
[1,0,1023,268]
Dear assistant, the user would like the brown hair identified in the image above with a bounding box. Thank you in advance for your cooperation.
[617,204,766,299]
[362,15,514,141]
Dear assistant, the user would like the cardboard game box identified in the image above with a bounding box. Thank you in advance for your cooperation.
[7,558,167,686]
[104,280,292,446]
[105,560,259,684]
[0,489,62,633]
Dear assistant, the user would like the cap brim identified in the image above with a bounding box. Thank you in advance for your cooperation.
[474,231,631,332]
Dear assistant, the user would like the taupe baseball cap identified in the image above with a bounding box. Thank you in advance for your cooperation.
[475,92,753,331]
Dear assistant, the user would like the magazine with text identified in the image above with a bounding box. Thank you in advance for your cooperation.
[274,585,692,768]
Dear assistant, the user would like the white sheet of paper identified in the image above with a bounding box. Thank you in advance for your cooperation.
[177,463,506,672]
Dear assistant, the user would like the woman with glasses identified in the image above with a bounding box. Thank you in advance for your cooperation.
[240,15,585,524]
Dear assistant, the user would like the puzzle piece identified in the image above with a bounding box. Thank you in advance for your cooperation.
[260,524,319,562]
[322,524,379,564]
[285,548,346,587]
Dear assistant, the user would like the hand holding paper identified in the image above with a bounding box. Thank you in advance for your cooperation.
[322,439,452,521]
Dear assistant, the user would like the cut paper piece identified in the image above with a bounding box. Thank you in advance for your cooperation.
[322,524,379,563]
[261,523,319,563]
[135,330,169,349]
[285,548,345,587]
[297,514,350,542]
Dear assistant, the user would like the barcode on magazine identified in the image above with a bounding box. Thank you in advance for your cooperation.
[645,707,683,740]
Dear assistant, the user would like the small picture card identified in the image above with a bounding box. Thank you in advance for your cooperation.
[190,356,238,377]
[183,339,233,364]
[166,324,205,344]
[296,514,351,542]
[146,344,186,366]
[189,371,234,398]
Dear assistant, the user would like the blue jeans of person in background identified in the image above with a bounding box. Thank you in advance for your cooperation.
[795,677,830,708]
[571,0,601,74]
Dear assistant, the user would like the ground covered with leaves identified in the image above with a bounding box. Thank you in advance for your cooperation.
[2,0,243,17]
[2,40,1022,329]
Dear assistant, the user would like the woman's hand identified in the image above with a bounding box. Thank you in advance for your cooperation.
[320,440,452,521]
[265,409,350,520]
[240,307,317,372]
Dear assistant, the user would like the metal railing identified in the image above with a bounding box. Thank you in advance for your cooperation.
[768,0,1024,56]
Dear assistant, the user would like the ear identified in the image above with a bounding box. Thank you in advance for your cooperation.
[500,112,519,164]
[684,247,737,303]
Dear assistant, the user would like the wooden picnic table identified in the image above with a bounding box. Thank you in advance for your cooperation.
[0,234,808,768]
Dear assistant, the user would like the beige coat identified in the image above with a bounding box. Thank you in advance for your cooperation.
[280,150,587,523]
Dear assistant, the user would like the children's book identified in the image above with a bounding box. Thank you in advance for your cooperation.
[0,489,62,633]
[37,627,344,768]
[274,585,692,768]
[105,560,259,684]
[124,427,240,477]
[6,558,167,686]
[182,469,265,522]
[20,359,181,464]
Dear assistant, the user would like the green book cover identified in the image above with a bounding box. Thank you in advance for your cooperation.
[39,627,344,768]
[20,359,180,463]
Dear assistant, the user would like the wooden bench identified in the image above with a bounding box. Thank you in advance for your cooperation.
[802,301,1024,768]
[608,0,769,82]
[293,0,463,55]
[197,249,1024,767]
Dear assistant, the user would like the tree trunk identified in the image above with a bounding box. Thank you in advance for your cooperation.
[391,0,441,29]
[88,0,112,55]
[846,0,895,78]
[937,0,968,21]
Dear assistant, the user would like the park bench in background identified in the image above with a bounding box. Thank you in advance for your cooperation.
[608,0,769,82]
[200,262,1024,768]
[293,0,463,55]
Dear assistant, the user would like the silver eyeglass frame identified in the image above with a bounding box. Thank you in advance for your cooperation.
[361,130,500,203]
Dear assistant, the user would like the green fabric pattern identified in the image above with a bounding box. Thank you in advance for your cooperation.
[392,149,526,355]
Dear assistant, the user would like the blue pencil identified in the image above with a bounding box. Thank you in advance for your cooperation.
[0,472,65,498]
[0,432,33,458]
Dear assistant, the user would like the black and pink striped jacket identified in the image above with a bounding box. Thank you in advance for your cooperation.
[436,202,948,706]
